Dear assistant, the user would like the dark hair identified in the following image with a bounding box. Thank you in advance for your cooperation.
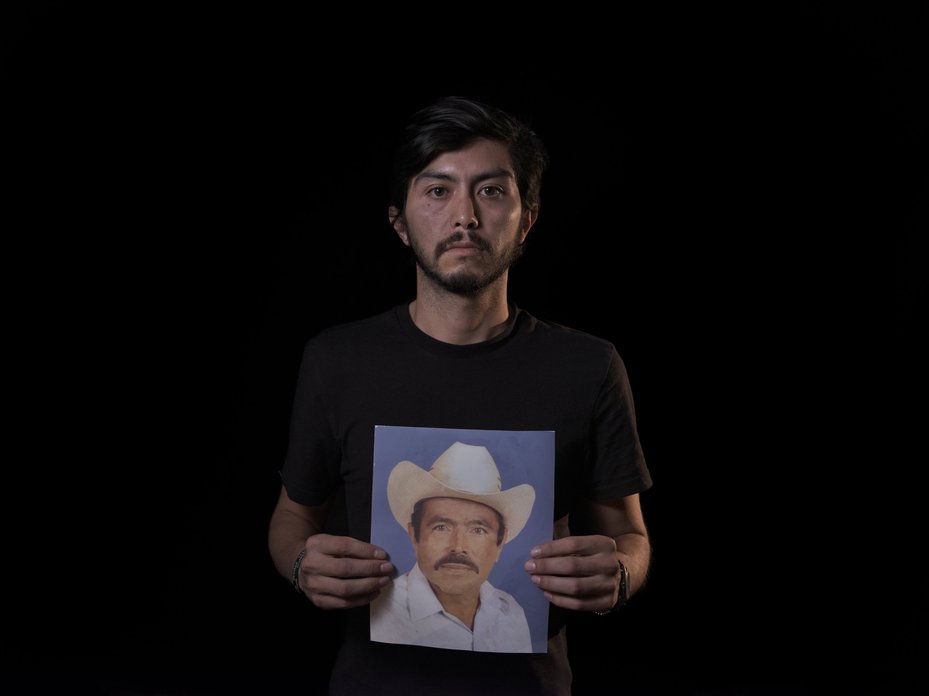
[388,96,549,220]
[410,497,506,546]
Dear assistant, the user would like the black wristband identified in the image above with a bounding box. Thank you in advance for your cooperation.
[291,548,307,594]
[594,559,629,615]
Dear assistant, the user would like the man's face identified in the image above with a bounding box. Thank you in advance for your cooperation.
[392,138,534,296]
[410,497,506,601]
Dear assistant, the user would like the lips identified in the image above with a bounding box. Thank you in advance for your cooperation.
[444,247,483,259]
[442,242,483,255]
[437,234,490,256]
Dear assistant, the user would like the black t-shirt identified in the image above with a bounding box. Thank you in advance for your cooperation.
[281,303,652,695]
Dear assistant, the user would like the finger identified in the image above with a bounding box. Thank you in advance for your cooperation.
[530,573,618,613]
[539,589,614,613]
[529,534,614,559]
[304,573,391,604]
[306,533,389,561]
[305,554,394,580]
[524,554,616,578]
[308,585,388,610]
[529,572,603,599]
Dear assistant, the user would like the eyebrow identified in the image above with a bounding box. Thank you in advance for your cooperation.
[413,167,514,186]
[427,514,496,529]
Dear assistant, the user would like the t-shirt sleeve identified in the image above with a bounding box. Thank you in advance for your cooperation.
[279,339,342,506]
[587,347,652,500]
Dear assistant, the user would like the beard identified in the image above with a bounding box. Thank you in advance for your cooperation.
[410,230,525,296]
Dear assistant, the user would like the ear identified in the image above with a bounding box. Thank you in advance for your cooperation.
[389,206,410,246]
[407,522,417,543]
[518,206,538,245]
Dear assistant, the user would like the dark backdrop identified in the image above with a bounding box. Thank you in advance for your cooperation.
[4,4,925,695]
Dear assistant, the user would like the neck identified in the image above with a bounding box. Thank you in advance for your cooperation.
[409,280,511,345]
[433,587,481,630]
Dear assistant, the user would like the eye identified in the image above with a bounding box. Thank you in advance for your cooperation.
[432,523,449,532]
[470,526,489,536]
[428,186,448,198]
[479,185,503,198]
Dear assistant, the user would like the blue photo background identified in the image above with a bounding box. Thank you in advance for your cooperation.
[371,425,555,653]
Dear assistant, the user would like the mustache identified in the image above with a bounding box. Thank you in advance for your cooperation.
[434,553,479,573]
[435,231,491,256]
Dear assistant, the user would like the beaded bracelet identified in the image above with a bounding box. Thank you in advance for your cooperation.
[291,548,307,594]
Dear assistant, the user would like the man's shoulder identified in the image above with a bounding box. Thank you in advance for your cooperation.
[516,307,617,356]
[305,305,403,349]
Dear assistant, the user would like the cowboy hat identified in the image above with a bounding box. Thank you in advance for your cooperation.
[386,441,536,543]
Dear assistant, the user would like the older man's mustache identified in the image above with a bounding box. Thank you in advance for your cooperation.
[435,553,479,573]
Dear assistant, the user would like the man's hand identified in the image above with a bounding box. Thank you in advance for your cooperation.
[523,535,622,613]
[297,534,395,610]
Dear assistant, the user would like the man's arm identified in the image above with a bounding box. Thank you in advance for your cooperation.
[523,493,650,613]
[268,485,395,609]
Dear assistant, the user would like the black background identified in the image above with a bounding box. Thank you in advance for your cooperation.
[3,3,925,695]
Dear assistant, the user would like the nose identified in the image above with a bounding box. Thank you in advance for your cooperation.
[454,194,479,230]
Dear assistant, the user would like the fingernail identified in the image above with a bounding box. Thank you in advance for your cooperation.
[380,562,393,574]
[531,575,541,585]
[373,549,387,560]
[524,561,536,572]
[530,547,541,557]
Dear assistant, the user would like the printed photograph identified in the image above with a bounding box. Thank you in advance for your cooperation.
[370,425,555,653]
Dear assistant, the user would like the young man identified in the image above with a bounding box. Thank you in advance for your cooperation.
[268,95,653,695]
[369,441,537,653]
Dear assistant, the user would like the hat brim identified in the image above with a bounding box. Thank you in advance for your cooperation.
[386,460,536,543]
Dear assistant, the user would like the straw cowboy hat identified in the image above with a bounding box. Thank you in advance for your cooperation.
[386,441,537,543]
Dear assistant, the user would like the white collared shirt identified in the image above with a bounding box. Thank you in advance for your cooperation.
[370,563,534,653]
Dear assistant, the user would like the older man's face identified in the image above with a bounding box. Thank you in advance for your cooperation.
[410,497,505,601]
